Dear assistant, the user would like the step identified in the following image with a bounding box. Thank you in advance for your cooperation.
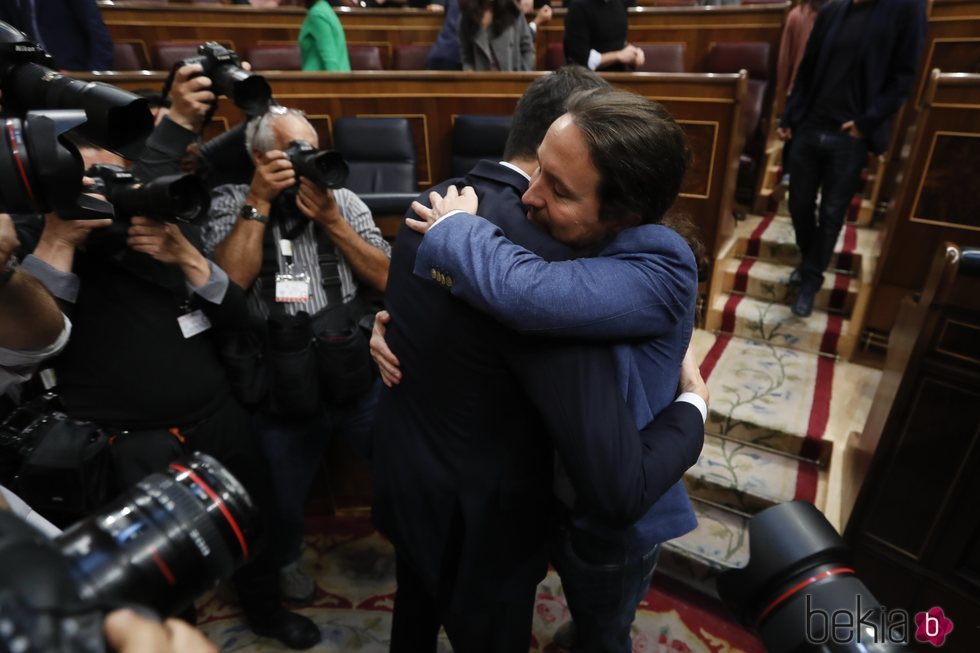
[659,499,751,597]
[684,433,828,514]
[706,293,852,358]
[720,258,860,317]
[732,215,877,276]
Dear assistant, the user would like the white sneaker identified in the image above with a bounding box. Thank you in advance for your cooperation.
[279,560,316,606]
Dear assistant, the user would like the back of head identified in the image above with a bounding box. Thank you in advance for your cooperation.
[565,88,690,227]
[503,65,612,161]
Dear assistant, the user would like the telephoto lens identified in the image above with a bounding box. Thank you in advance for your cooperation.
[283,140,349,189]
[54,451,258,618]
[86,164,211,223]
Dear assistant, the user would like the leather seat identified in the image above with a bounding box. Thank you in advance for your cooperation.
[245,44,302,71]
[544,43,565,71]
[152,41,203,71]
[347,45,385,71]
[332,117,417,214]
[392,44,431,71]
[636,43,685,73]
[112,42,149,71]
[451,115,512,177]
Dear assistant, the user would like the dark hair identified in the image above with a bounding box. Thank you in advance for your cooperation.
[565,88,690,227]
[459,0,521,43]
[503,65,612,161]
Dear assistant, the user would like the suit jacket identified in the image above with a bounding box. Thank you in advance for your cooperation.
[371,161,703,624]
[415,161,699,548]
[35,0,113,71]
[780,0,927,154]
[459,17,534,71]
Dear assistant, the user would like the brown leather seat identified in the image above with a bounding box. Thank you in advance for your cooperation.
[391,44,431,71]
[245,44,302,71]
[544,43,565,71]
[112,42,149,71]
[347,45,384,71]
[636,43,685,73]
[151,42,202,71]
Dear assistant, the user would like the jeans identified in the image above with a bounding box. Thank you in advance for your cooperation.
[253,379,381,564]
[787,126,868,288]
[552,525,662,653]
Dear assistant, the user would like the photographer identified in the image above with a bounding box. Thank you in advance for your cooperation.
[201,105,389,604]
[0,212,74,398]
[15,143,322,649]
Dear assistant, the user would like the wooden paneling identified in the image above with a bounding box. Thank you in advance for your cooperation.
[867,72,980,332]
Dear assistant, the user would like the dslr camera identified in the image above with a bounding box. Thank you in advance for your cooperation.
[86,164,211,224]
[0,20,154,219]
[283,139,349,190]
[164,42,272,119]
[0,452,257,653]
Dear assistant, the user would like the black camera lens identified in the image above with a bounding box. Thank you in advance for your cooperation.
[86,164,211,223]
[285,140,349,189]
[53,452,257,618]
[220,69,273,118]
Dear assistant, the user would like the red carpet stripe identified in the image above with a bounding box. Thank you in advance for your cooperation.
[795,355,836,502]
[699,333,732,381]
[846,195,861,223]
[746,214,774,258]
[829,273,850,312]
[820,314,843,356]
[836,224,858,272]
[734,258,754,293]
[721,293,743,334]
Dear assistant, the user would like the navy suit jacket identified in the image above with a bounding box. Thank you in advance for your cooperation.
[780,0,927,154]
[371,161,703,614]
[35,0,114,71]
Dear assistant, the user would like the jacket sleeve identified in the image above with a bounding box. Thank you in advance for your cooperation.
[73,0,115,71]
[562,3,591,67]
[511,340,704,527]
[414,214,697,339]
[130,117,199,182]
[518,18,535,71]
[458,20,476,70]
[854,1,927,138]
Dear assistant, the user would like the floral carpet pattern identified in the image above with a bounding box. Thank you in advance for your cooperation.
[195,517,764,653]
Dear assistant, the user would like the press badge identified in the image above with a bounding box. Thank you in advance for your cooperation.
[275,239,310,302]
[178,309,212,338]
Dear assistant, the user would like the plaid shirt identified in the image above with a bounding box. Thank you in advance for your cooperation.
[202,184,390,318]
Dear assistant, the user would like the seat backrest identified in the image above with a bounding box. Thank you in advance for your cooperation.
[451,115,513,177]
[392,44,431,71]
[332,117,417,194]
[636,44,685,73]
[245,44,302,71]
[704,42,771,81]
[741,79,766,141]
[112,42,148,71]
[152,41,201,71]
[347,45,384,71]
[544,42,565,71]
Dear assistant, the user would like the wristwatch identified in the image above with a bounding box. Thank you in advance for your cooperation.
[0,255,19,289]
[239,203,269,224]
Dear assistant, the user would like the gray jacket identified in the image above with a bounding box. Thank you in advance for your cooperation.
[459,17,535,71]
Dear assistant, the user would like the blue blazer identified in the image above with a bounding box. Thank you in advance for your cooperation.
[415,160,700,550]
[35,0,114,71]
[780,0,927,154]
[371,161,703,615]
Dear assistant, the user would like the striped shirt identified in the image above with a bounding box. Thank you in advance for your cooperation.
[202,184,390,318]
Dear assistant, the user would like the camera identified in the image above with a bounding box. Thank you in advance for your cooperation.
[165,42,272,118]
[283,139,349,190]
[86,164,211,224]
[0,451,257,653]
[717,502,911,652]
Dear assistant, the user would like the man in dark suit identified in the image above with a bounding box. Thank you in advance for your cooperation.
[777,0,926,317]
[371,68,705,653]
[35,0,113,71]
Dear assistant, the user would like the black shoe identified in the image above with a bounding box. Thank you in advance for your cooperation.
[788,267,802,286]
[792,285,816,317]
[248,607,321,650]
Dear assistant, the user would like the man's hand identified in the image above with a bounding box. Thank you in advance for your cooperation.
[127,217,210,288]
[426,3,445,12]
[168,64,216,134]
[296,178,342,226]
[841,120,862,139]
[534,4,553,27]
[777,126,792,141]
[38,212,113,251]
[678,345,709,407]
[616,44,644,67]
[406,185,479,235]
[249,151,296,206]
[104,609,217,653]
[0,213,19,269]
[370,310,403,387]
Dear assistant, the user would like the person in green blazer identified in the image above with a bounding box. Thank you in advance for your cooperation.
[299,0,352,71]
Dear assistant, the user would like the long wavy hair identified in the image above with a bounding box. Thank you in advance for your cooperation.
[458,0,521,41]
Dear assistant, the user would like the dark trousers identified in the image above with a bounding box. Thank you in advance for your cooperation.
[552,525,661,653]
[787,126,868,288]
[389,552,539,653]
[253,379,381,564]
[108,394,286,619]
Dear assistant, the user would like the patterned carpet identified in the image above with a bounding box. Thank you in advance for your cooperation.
[195,515,765,653]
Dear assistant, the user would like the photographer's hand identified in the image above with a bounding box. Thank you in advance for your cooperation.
[104,609,216,653]
[32,211,113,274]
[169,64,216,134]
[296,177,341,227]
[407,185,479,235]
[247,150,295,216]
[127,217,210,288]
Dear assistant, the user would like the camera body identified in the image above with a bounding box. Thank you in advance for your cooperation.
[283,139,349,190]
[176,43,272,118]
[85,164,211,224]
[0,452,258,653]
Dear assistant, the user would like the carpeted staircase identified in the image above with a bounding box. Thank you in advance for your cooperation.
[656,180,884,599]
